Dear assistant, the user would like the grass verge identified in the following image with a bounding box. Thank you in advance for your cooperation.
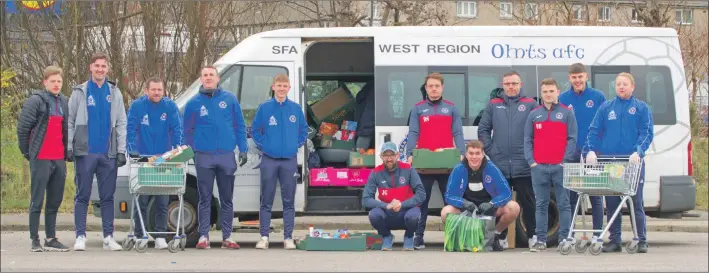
[1,126,80,214]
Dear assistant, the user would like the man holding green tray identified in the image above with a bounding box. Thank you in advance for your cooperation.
[405,72,466,249]
[362,142,426,251]
[126,76,183,250]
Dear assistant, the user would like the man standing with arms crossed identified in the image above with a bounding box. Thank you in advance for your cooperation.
[252,74,307,250]
[183,66,248,250]
[524,78,577,252]
[17,66,71,252]
[126,77,183,250]
[68,52,127,251]
[558,63,607,244]
[406,72,465,250]
[478,71,538,248]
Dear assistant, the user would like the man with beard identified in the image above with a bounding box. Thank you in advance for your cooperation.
[362,142,426,251]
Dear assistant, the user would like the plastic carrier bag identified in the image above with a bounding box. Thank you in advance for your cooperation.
[443,210,496,252]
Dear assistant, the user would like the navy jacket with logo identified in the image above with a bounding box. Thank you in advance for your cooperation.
[477,94,539,179]
[558,87,606,156]
[445,158,512,208]
[362,162,426,210]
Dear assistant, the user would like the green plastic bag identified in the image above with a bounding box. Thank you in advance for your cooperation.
[444,210,496,252]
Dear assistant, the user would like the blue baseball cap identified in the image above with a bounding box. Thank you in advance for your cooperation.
[380,142,398,154]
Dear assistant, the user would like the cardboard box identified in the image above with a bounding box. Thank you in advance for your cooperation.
[347,168,372,186]
[412,148,460,170]
[348,152,375,167]
[309,168,350,187]
[308,87,355,126]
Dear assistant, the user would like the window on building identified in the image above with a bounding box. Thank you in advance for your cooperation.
[524,2,539,20]
[676,9,693,25]
[457,1,478,18]
[572,5,585,21]
[632,8,644,23]
[598,6,611,22]
[500,2,513,19]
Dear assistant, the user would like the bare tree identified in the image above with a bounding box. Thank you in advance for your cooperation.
[678,25,709,101]
[377,0,449,26]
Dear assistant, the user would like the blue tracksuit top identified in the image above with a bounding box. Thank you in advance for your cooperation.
[86,80,111,154]
[127,96,183,156]
[558,87,606,154]
[445,158,512,208]
[183,87,248,154]
[251,98,307,159]
[585,95,654,157]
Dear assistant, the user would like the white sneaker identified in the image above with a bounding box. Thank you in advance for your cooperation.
[498,238,509,249]
[528,235,538,248]
[284,239,296,250]
[73,235,86,251]
[103,235,122,251]
[255,236,269,249]
[154,238,168,250]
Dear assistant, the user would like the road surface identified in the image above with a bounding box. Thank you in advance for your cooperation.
[1,230,707,272]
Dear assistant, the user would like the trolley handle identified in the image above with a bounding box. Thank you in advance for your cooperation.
[581,154,644,164]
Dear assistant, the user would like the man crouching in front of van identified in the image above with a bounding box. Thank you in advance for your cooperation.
[362,142,426,251]
[183,65,248,250]
[440,140,520,252]
[252,74,308,250]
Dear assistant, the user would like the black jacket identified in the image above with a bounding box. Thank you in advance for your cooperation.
[17,90,69,160]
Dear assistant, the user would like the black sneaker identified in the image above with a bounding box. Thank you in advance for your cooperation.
[492,233,505,252]
[44,238,70,252]
[602,242,622,253]
[637,241,649,253]
[30,239,43,252]
[530,242,547,252]
[414,236,425,250]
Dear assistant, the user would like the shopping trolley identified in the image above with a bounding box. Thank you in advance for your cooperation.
[122,156,188,253]
[558,157,643,256]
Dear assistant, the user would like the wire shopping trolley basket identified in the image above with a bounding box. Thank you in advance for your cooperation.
[558,157,643,256]
[122,156,189,253]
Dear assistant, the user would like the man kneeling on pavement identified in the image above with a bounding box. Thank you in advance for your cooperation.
[362,142,426,251]
[440,140,520,252]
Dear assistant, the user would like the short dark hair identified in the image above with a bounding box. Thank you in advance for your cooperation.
[540,78,558,88]
[503,71,520,79]
[145,76,163,89]
[90,52,109,64]
[465,140,485,151]
[568,63,586,74]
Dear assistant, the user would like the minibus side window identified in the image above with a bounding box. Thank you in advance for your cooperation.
[239,65,289,126]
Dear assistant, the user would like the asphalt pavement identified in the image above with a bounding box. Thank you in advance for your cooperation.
[1,230,707,272]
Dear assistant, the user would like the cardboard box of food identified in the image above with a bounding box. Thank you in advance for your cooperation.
[308,87,356,126]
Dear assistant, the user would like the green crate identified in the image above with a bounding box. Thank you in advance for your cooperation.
[350,232,382,250]
[296,235,367,251]
[137,165,184,186]
[348,152,375,167]
[412,149,460,169]
[164,147,195,163]
[318,136,355,151]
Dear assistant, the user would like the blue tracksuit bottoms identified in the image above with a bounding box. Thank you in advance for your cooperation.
[416,173,448,238]
[259,154,297,239]
[569,152,604,237]
[132,195,169,238]
[369,207,421,238]
[195,152,237,240]
[74,154,117,238]
[531,164,571,244]
[606,161,646,244]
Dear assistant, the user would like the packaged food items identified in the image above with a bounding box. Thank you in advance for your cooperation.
[319,122,339,136]
[341,120,358,131]
[358,149,375,155]
[148,145,190,164]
